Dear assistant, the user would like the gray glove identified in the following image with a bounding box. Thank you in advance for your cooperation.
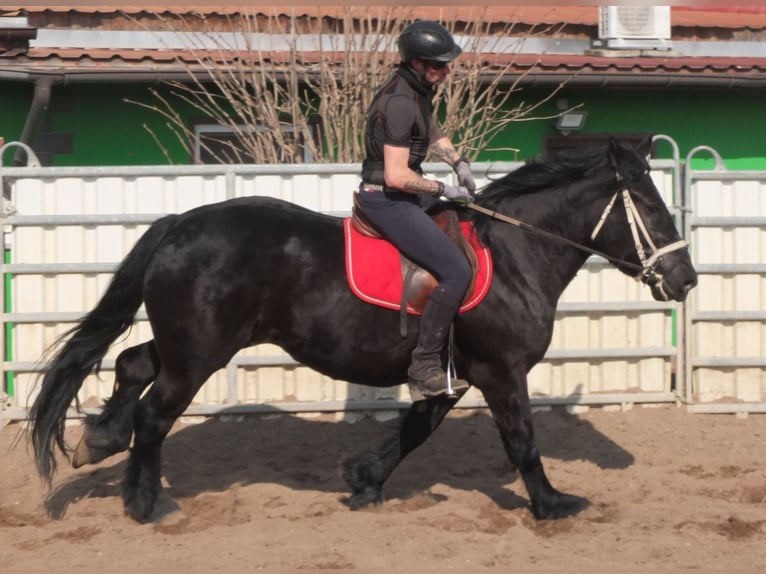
[454,159,476,193]
[441,183,474,206]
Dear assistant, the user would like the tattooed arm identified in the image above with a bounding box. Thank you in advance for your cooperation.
[430,123,476,193]
[383,144,443,195]
[428,124,461,167]
[381,122,471,196]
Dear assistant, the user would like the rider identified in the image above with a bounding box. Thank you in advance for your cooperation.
[357,20,476,398]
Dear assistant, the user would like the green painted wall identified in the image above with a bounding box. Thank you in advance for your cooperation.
[0,83,33,152]
[489,86,766,170]
[1,81,764,169]
[1,83,189,166]
[53,84,190,166]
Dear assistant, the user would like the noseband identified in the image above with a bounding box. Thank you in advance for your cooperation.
[589,184,688,298]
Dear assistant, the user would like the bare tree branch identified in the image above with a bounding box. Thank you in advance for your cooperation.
[127,7,571,164]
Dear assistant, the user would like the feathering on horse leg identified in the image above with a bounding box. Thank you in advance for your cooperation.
[122,372,198,523]
[485,385,589,520]
[73,341,159,468]
[496,426,588,519]
[342,393,463,509]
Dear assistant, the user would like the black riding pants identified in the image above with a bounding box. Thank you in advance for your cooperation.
[356,189,472,302]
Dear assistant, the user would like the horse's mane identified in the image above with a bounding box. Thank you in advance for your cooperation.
[479,145,612,202]
[469,144,616,243]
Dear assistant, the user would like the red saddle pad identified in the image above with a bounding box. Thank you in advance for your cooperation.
[343,218,493,315]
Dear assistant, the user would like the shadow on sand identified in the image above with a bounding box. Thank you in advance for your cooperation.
[44,394,635,519]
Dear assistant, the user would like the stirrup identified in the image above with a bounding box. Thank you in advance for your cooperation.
[407,377,469,402]
[408,325,470,401]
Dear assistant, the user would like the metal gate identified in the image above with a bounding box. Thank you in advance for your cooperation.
[683,146,766,414]
[0,137,731,425]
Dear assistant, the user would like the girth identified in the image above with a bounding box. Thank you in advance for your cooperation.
[351,192,480,336]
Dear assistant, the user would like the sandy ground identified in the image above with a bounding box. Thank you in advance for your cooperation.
[1,403,765,570]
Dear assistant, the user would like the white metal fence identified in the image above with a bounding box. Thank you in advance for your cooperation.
[683,147,766,414]
[1,138,763,424]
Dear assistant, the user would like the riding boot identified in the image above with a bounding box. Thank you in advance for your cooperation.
[407,285,469,398]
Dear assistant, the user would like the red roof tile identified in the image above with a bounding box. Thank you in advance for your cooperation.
[3,5,766,86]
[5,6,597,25]
[5,6,766,29]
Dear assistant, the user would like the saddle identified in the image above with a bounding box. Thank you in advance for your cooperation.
[350,192,481,327]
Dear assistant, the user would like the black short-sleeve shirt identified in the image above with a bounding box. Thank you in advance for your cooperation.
[361,65,435,185]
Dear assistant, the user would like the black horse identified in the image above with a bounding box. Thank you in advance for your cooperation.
[30,137,697,523]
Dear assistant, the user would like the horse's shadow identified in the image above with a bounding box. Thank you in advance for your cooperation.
[45,394,635,519]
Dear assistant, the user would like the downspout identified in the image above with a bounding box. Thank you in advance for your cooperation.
[13,76,56,166]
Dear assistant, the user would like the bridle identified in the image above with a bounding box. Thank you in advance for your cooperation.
[589,184,688,293]
[468,173,688,300]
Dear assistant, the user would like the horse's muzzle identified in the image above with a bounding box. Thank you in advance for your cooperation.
[650,268,698,302]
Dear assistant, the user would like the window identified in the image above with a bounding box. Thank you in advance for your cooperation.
[192,120,321,164]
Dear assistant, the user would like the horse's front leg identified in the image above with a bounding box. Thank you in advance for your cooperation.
[483,380,589,520]
[342,391,465,509]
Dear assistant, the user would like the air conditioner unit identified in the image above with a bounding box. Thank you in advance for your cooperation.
[598,6,671,47]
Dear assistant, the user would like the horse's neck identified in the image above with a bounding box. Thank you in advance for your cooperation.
[490,192,596,297]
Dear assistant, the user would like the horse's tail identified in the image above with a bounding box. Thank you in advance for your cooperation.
[29,213,179,485]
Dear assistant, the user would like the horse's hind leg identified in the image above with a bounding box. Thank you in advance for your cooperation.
[342,391,465,509]
[72,341,159,468]
[121,366,210,523]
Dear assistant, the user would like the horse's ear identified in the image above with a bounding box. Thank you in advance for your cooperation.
[636,134,654,158]
[607,136,622,169]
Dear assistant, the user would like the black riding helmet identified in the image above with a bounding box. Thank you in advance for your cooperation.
[397,20,462,64]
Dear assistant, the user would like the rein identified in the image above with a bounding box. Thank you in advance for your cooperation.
[468,183,688,292]
[468,203,645,273]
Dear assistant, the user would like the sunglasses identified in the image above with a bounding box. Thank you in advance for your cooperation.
[422,60,450,70]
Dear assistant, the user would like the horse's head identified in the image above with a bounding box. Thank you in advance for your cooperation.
[589,136,697,302]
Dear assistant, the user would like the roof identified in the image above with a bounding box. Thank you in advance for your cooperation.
[4,6,766,28]
[3,6,766,87]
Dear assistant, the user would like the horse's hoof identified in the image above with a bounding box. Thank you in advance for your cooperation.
[151,490,184,523]
[532,492,589,520]
[123,489,179,524]
[71,437,91,468]
[71,436,121,468]
[155,507,188,528]
[342,453,384,509]
[347,486,383,510]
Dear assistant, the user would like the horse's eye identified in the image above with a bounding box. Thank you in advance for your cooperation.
[639,200,661,215]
